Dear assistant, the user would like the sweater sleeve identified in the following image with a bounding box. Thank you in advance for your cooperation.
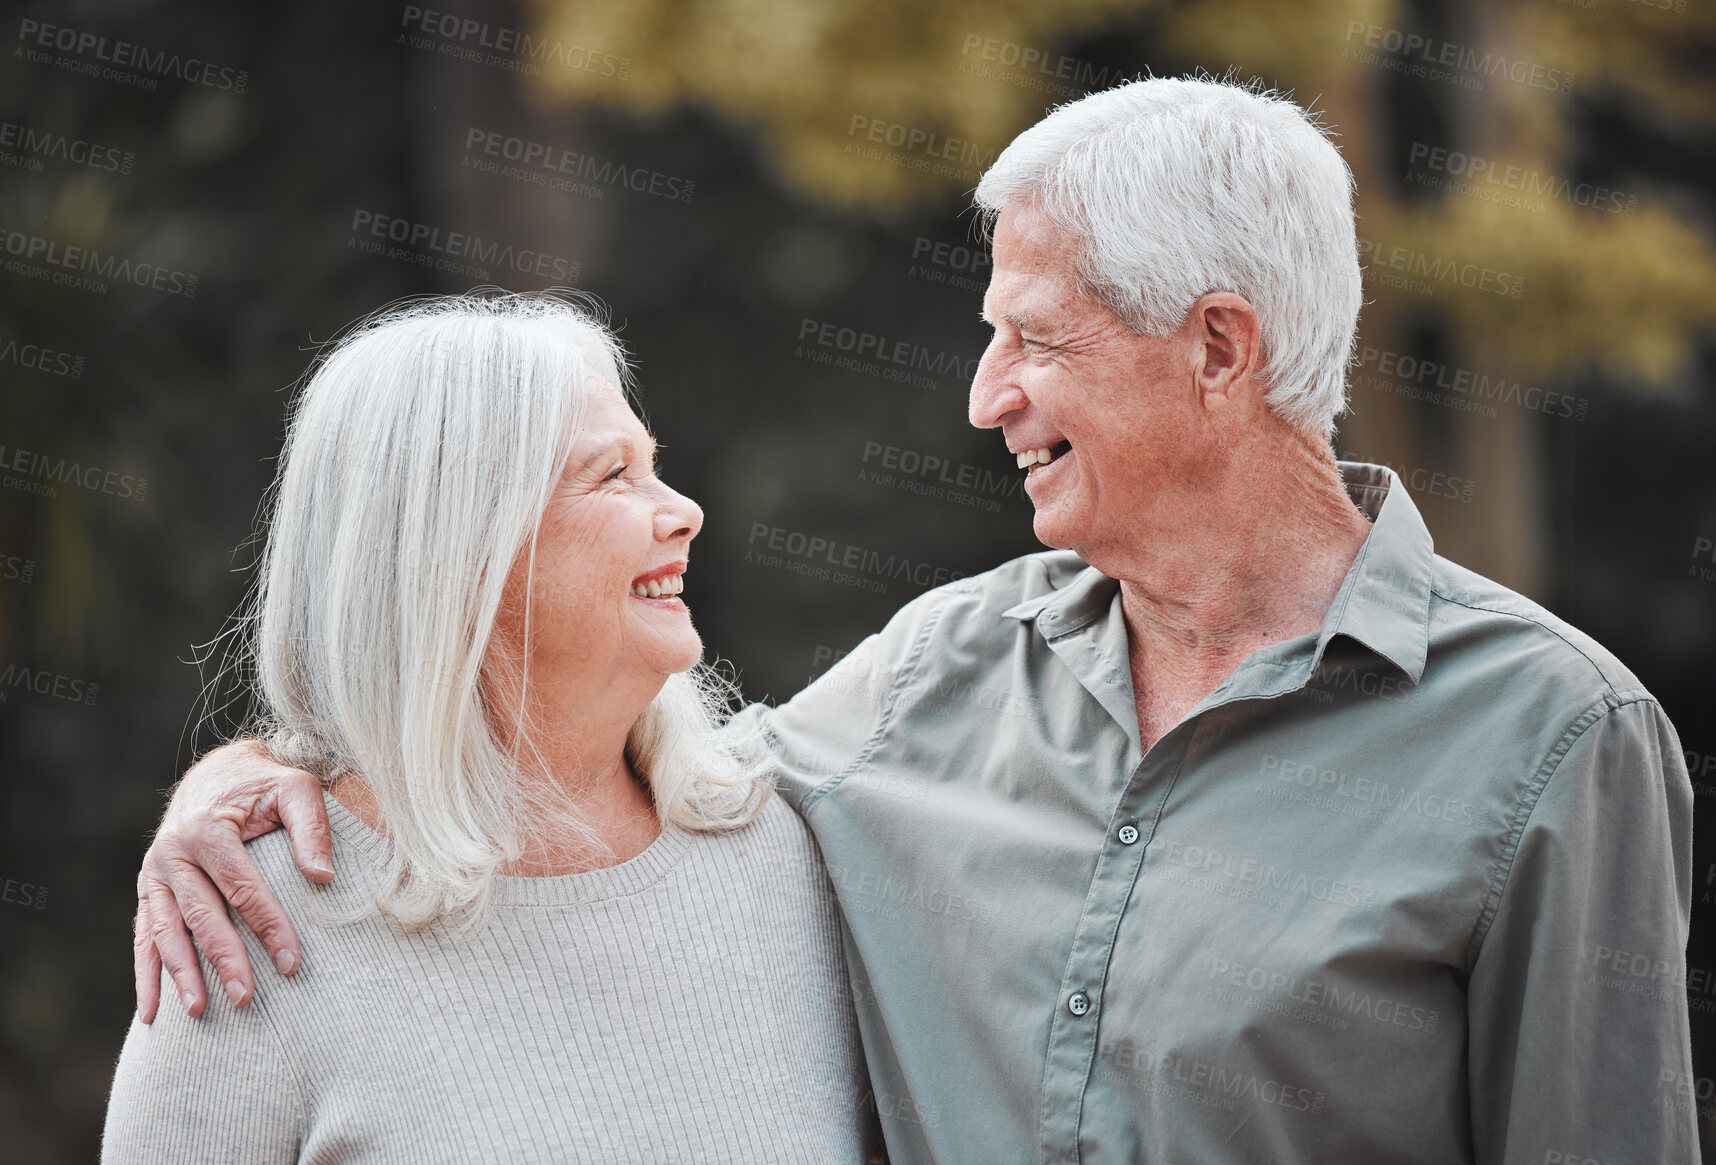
[102,962,305,1164]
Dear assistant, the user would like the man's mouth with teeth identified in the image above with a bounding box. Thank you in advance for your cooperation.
[1016,441,1071,471]
[630,570,685,599]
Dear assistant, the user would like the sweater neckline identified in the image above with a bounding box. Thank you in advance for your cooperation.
[322,791,692,907]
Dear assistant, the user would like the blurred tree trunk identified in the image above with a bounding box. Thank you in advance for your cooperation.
[1337,0,1548,599]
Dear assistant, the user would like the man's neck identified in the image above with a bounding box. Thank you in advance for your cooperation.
[1110,439,1372,752]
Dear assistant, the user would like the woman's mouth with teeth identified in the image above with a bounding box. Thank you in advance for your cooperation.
[1016,442,1071,470]
[630,573,684,599]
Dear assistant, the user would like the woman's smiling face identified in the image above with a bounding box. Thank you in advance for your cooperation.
[490,381,706,707]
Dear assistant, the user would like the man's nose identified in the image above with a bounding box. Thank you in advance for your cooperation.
[968,340,1028,429]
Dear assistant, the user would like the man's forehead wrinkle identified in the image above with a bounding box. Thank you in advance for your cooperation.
[988,265,1050,312]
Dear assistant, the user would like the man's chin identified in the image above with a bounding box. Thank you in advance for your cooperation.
[1029,509,1082,553]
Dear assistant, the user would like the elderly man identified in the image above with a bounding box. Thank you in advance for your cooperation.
[132,78,1695,1163]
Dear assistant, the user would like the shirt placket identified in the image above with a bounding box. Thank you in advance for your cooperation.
[1030,598,1324,1165]
[1033,601,1187,1165]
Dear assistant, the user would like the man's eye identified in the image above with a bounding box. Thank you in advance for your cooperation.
[604,464,628,482]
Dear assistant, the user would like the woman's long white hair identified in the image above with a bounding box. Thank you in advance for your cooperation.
[244,290,767,928]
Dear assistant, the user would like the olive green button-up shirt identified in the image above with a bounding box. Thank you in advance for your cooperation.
[727,462,1697,1165]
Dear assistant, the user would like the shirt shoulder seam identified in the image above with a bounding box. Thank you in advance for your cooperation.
[1427,584,1621,696]
[798,586,959,812]
[1465,693,1659,967]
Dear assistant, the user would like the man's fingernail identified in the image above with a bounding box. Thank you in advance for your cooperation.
[275,949,297,975]
[181,991,197,1011]
[309,858,333,877]
[225,980,246,1006]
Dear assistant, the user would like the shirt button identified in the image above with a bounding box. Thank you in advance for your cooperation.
[1068,991,1091,1017]
[1117,823,1139,845]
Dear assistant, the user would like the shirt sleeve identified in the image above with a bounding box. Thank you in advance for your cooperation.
[724,585,954,812]
[102,963,304,1164]
[1466,696,1698,1165]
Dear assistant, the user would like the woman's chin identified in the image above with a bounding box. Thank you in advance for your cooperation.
[647,631,707,677]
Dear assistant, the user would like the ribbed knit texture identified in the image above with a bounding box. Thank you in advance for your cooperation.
[103,793,872,1163]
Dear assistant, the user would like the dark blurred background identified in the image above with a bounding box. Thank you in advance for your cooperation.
[1,0,1713,1158]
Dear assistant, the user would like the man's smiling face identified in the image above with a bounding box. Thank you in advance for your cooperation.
[968,201,1219,568]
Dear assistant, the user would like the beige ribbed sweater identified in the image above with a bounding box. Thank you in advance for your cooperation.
[102,793,877,1163]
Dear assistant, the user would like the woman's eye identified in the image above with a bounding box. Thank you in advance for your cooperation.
[604,464,628,482]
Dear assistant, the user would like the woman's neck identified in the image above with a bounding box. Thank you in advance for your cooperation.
[504,748,662,876]
[327,727,663,879]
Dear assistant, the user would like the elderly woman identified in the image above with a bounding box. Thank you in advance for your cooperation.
[102,294,875,1162]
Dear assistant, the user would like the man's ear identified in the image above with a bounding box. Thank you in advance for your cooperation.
[1191,292,1262,412]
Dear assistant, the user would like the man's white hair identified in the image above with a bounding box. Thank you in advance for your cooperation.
[974,75,1363,436]
[246,291,766,928]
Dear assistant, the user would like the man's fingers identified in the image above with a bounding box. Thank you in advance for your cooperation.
[199,846,303,978]
[179,815,303,978]
[144,879,208,1018]
[277,768,335,885]
[162,860,257,1009]
[133,897,161,1024]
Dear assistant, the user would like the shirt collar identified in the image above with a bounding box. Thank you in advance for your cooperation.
[1002,461,1434,683]
[1001,556,1117,637]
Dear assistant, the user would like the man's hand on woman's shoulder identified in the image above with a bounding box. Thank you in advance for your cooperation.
[134,739,334,1023]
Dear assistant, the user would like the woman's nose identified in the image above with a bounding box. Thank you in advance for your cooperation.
[656,482,703,542]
